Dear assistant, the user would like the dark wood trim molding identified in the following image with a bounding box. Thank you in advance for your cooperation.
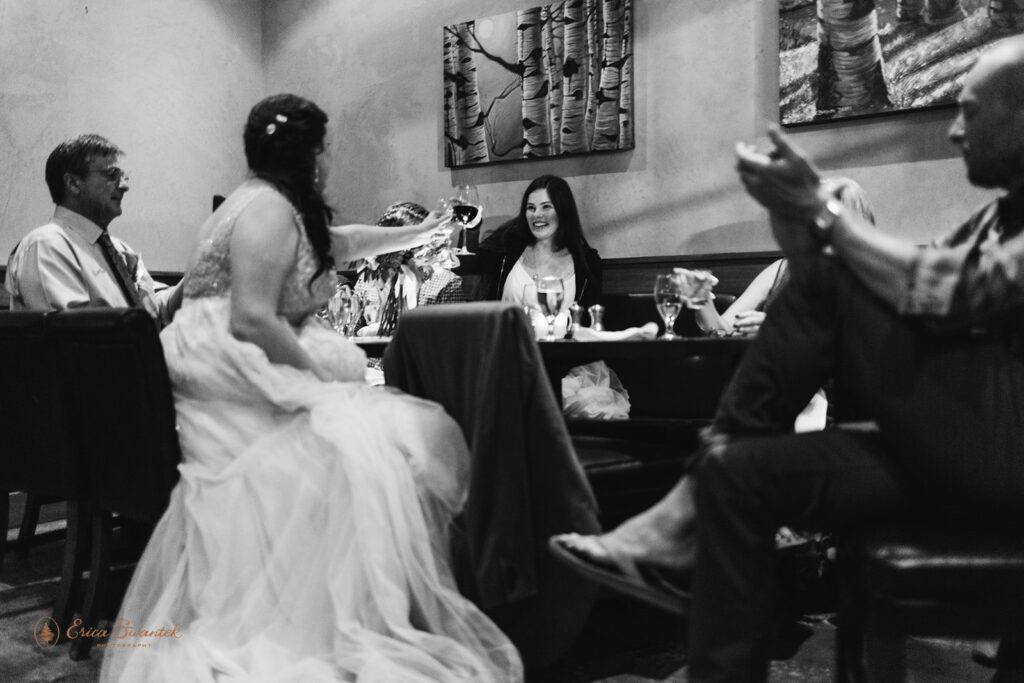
[1,250,782,309]
[602,251,782,295]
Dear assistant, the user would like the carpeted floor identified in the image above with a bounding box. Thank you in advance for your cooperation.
[2,520,103,682]
[1,513,1012,682]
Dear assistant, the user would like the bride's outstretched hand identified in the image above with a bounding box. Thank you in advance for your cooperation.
[735,125,822,221]
[415,209,455,248]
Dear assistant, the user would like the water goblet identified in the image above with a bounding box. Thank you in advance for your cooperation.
[327,284,362,337]
[326,286,345,333]
[521,283,541,337]
[521,283,539,315]
[536,276,565,342]
[654,273,685,340]
[339,288,363,338]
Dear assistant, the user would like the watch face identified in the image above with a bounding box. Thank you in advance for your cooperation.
[813,199,842,235]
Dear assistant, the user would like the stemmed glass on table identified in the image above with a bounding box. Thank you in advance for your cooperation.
[521,283,539,317]
[654,270,716,340]
[521,283,542,337]
[536,276,565,341]
[327,283,363,338]
[653,274,685,340]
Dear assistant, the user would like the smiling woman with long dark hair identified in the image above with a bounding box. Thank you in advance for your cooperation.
[475,175,602,319]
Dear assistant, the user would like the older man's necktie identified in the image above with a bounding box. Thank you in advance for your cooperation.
[97,232,143,307]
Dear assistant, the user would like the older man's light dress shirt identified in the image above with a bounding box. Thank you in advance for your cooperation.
[5,206,172,323]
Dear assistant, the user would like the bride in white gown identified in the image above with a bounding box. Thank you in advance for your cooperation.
[99,94,522,682]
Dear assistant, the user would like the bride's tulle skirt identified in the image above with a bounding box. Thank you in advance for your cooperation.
[99,298,522,682]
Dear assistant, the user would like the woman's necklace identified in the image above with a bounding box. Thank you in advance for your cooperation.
[523,244,573,280]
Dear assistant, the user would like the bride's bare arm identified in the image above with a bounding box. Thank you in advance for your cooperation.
[229,193,331,381]
[328,211,448,263]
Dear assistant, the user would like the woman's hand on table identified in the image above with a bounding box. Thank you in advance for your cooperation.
[731,310,766,336]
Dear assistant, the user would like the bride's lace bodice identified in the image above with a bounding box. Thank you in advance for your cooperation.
[184,181,335,320]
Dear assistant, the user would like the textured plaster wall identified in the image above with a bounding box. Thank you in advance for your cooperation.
[1,0,997,268]
[0,0,263,270]
[755,7,992,251]
[262,0,993,258]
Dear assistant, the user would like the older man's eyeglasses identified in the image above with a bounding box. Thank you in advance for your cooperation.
[82,167,130,184]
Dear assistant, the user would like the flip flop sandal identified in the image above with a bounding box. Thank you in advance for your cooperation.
[549,533,691,615]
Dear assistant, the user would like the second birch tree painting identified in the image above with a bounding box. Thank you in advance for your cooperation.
[781,0,1024,125]
[444,0,634,168]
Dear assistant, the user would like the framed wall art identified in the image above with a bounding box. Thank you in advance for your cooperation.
[780,0,1024,126]
[443,0,634,168]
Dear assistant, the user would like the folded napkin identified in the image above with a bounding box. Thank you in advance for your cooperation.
[572,322,659,342]
[356,322,381,337]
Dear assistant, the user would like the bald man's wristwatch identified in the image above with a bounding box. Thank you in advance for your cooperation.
[811,197,844,243]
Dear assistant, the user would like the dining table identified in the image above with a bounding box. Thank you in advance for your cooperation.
[351,335,390,358]
[357,306,754,666]
[355,333,752,408]
[538,336,751,403]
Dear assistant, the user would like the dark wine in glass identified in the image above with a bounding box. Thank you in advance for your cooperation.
[451,204,480,226]
[453,185,481,252]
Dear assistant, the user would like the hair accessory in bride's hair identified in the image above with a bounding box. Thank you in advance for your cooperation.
[265,114,289,136]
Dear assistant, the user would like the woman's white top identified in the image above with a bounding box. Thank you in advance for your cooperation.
[501,258,576,338]
[502,259,577,308]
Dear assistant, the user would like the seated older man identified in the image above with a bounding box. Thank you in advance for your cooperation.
[6,134,181,323]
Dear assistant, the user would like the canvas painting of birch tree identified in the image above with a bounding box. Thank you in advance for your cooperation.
[780,0,1024,126]
[443,0,634,168]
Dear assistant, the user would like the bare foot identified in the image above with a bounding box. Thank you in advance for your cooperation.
[557,477,697,572]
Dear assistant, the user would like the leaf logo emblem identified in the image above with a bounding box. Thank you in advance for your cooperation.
[34,617,60,648]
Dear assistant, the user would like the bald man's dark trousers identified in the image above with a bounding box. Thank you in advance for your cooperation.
[685,254,1024,683]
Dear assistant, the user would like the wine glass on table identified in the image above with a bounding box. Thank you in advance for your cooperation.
[362,287,381,330]
[339,288,364,338]
[326,285,345,333]
[326,284,347,333]
[452,184,482,253]
[327,284,363,338]
[521,283,539,316]
[536,276,565,342]
[653,273,684,340]
[521,283,542,337]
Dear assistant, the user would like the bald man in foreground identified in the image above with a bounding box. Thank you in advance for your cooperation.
[552,36,1024,681]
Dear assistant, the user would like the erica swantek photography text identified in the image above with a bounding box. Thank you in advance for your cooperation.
[35,616,183,649]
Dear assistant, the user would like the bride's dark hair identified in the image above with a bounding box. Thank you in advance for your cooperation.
[244,94,334,286]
